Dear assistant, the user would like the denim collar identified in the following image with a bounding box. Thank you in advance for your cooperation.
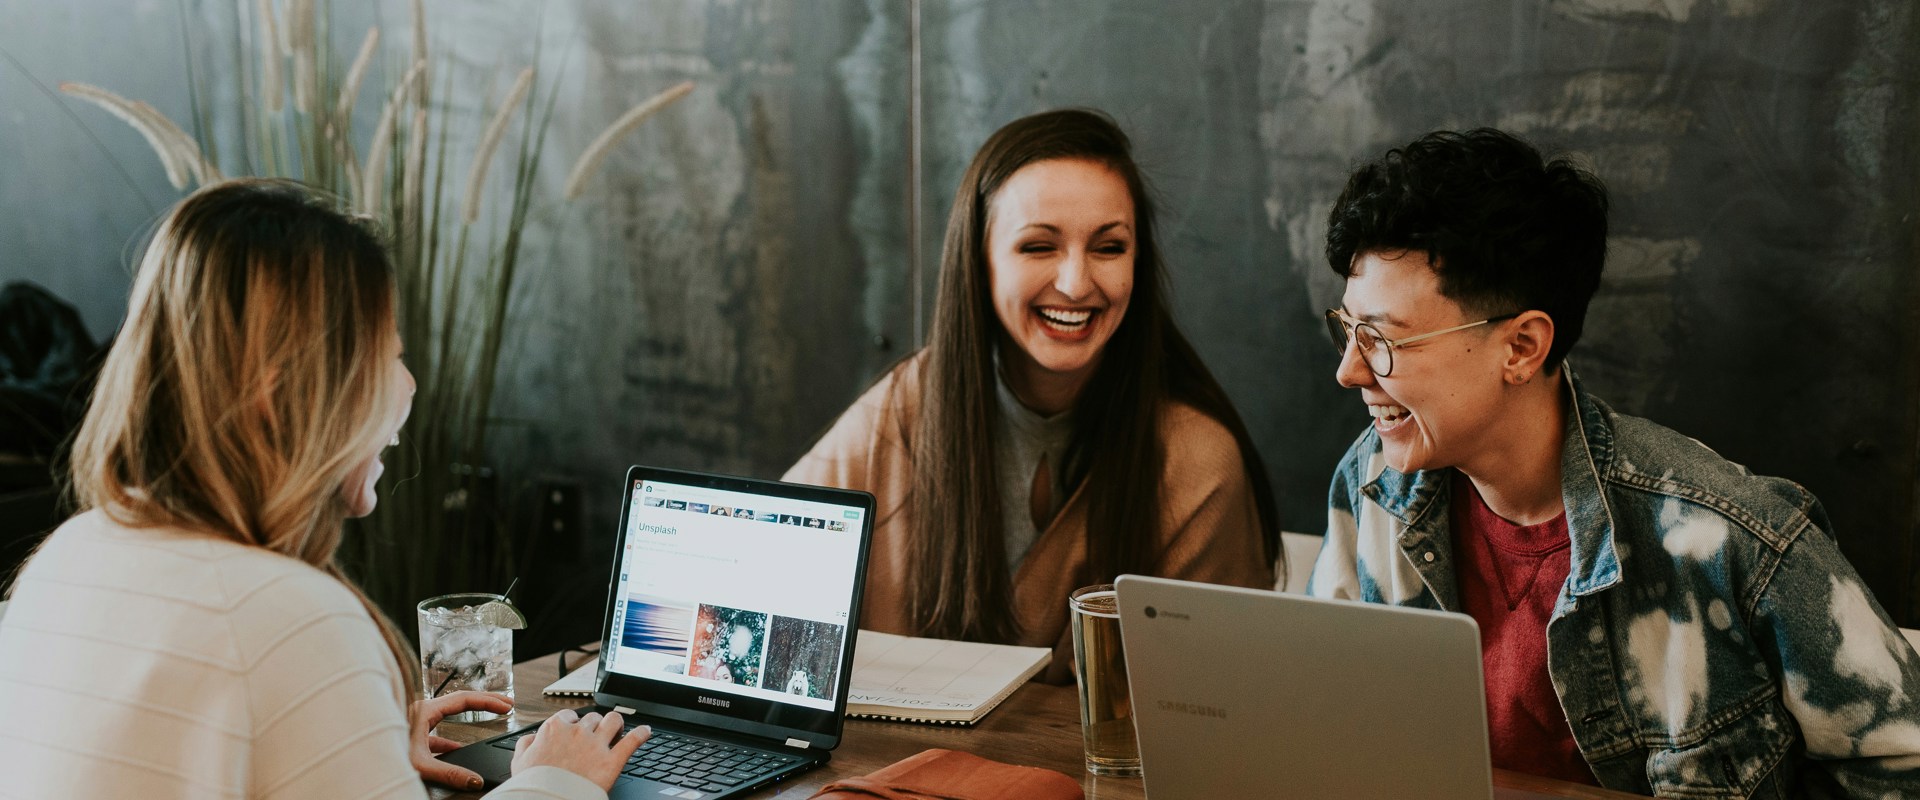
[1557,368,1623,596]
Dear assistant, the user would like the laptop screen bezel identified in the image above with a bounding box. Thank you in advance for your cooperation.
[592,465,875,750]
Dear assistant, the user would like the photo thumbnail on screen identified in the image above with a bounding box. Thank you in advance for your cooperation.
[620,595,697,674]
[762,616,847,701]
[689,604,768,687]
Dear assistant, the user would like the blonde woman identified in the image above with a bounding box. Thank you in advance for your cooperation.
[0,180,646,799]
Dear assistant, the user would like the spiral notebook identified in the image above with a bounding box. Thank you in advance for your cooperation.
[842,630,1051,726]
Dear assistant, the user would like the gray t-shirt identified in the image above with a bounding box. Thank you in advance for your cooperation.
[992,371,1075,571]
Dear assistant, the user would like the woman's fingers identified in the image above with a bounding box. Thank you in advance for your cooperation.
[438,690,514,714]
[407,693,515,789]
[416,756,484,791]
[418,690,514,729]
[532,707,649,751]
[595,710,625,739]
[507,708,655,791]
[614,724,652,760]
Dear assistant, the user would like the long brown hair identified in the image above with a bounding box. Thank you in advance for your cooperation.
[907,108,1279,642]
[69,179,419,703]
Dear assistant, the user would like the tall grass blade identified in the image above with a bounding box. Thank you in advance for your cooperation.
[255,0,283,113]
[461,66,534,224]
[562,80,693,200]
[336,26,378,124]
[288,0,316,115]
[401,105,427,248]
[409,0,429,105]
[360,60,420,215]
[59,82,195,190]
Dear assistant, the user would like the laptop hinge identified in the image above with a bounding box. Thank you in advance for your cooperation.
[785,738,809,749]
[614,705,636,715]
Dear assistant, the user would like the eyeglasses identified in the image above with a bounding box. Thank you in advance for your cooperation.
[1323,308,1519,377]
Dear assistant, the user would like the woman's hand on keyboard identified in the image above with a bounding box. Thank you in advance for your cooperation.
[512,707,653,790]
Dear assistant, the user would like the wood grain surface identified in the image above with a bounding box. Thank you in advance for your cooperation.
[425,649,1651,799]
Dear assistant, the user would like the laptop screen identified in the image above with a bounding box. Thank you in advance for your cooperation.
[596,467,873,745]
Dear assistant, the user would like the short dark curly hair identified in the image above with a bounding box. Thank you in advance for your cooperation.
[1325,128,1609,371]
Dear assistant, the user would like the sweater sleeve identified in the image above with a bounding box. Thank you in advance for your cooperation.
[1152,405,1274,592]
[238,571,604,800]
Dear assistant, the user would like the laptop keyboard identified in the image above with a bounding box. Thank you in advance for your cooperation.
[491,726,801,793]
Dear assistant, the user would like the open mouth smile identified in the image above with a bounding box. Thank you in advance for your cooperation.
[1036,306,1097,332]
[1369,402,1411,432]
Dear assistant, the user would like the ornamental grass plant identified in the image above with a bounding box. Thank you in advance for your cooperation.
[57,0,691,637]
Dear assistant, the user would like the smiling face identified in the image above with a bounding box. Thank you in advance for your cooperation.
[986,157,1136,407]
[340,330,415,518]
[1335,250,1513,474]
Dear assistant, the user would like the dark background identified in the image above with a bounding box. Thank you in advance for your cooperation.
[4,1,1916,654]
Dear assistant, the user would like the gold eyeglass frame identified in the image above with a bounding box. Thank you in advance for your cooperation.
[1324,308,1520,377]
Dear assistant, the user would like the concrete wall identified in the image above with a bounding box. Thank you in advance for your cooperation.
[4,0,1917,624]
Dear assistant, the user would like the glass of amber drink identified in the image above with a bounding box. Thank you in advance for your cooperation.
[1070,584,1140,777]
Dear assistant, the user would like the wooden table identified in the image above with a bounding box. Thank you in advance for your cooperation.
[429,650,1650,799]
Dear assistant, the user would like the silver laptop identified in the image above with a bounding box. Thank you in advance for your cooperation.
[1116,575,1533,800]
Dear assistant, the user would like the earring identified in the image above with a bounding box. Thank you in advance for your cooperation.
[390,434,401,447]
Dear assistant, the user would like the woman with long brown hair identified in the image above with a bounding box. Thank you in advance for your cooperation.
[786,109,1277,682]
[0,180,644,798]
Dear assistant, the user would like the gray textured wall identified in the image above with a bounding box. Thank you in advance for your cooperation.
[4,0,1917,624]
[917,0,1920,622]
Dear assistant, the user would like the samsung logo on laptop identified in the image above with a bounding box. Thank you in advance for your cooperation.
[1158,700,1228,719]
[697,695,730,709]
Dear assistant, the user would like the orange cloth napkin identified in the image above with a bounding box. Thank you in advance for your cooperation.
[808,748,1084,800]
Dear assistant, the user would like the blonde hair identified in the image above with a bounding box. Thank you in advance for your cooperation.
[71,178,419,704]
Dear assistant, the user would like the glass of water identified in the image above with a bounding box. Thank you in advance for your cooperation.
[417,593,515,721]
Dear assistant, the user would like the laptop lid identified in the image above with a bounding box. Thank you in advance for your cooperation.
[1115,575,1494,800]
[592,466,875,751]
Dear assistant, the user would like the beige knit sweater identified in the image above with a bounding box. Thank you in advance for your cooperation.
[0,510,603,800]
[784,356,1274,684]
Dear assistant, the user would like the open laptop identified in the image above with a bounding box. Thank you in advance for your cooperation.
[442,466,875,799]
[1116,575,1560,800]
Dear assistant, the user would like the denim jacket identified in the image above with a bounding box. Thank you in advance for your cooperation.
[1307,370,1920,798]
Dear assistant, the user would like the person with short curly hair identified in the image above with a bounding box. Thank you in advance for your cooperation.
[1309,128,1920,797]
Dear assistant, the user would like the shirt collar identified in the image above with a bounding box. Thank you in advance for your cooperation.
[992,350,1075,442]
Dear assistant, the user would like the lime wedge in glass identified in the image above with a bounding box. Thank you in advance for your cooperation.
[475,600,528,630]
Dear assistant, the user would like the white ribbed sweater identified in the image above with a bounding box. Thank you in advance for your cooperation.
[0,510,601,800]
